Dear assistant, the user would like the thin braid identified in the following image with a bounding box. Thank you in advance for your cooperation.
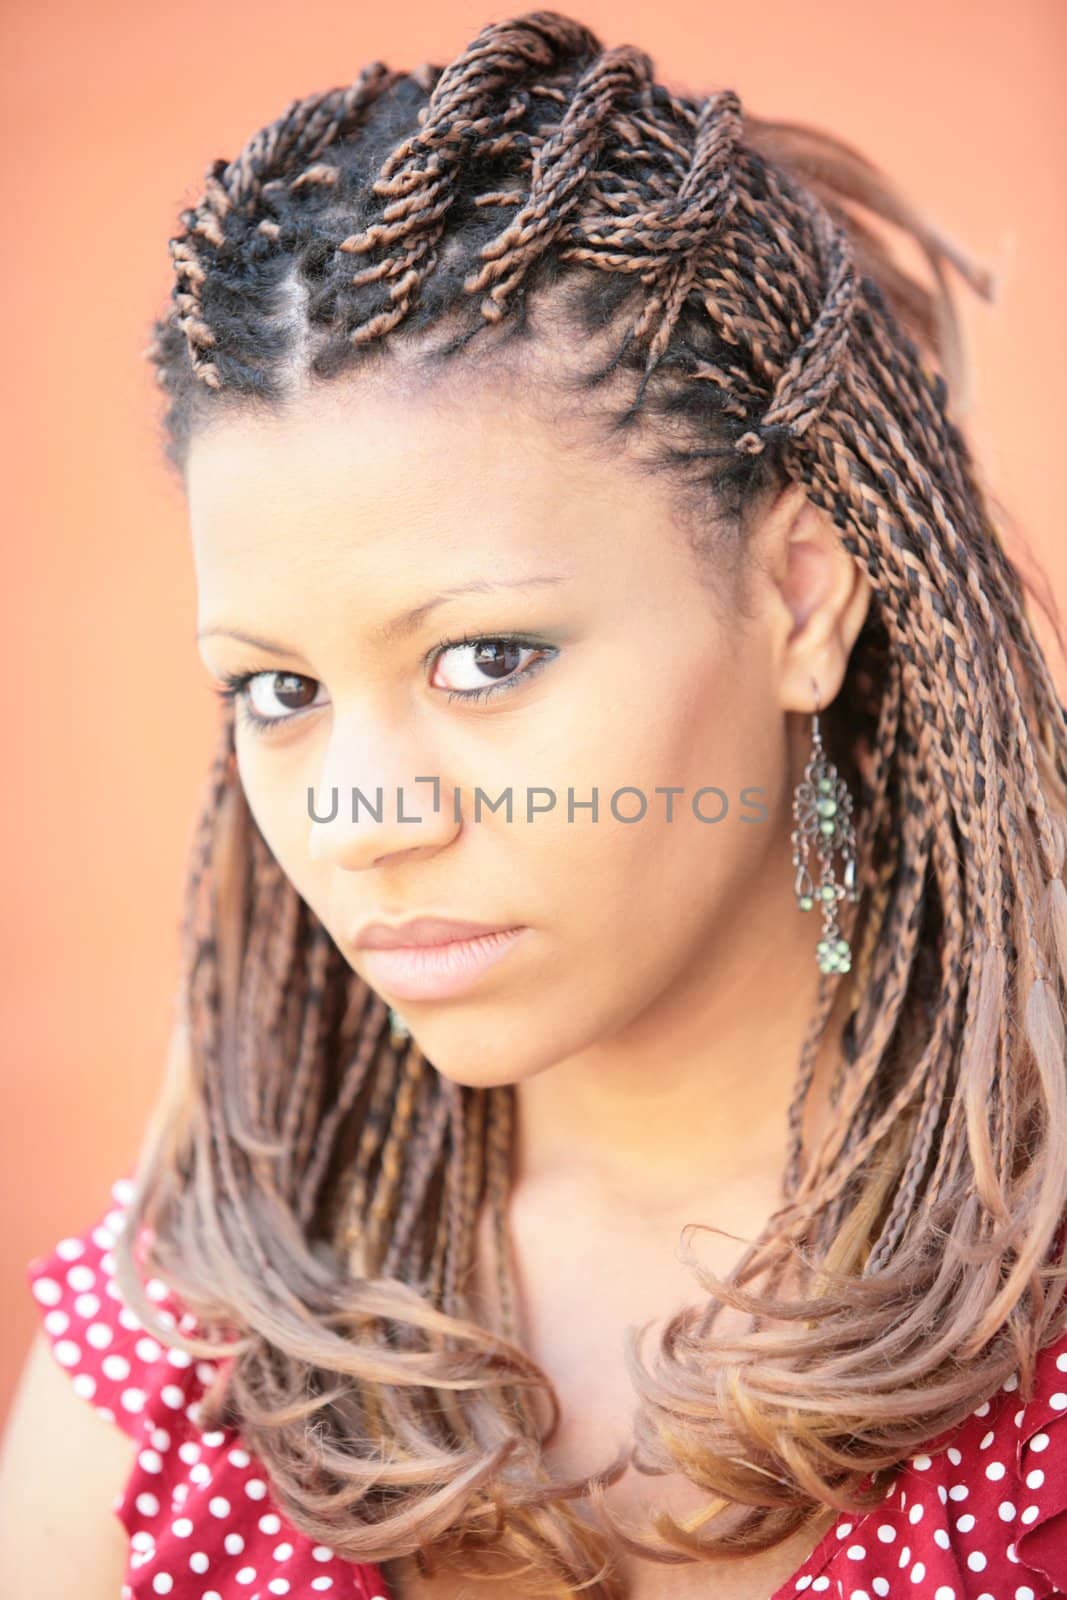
[382,1078,453,1283]
[842,330,1064,881]
[484,1085,517,1341]
[629,90,741,373]
[424,1079,465,1310]
[781,974,837,1201]
[338,1046,402,1276]
[866,832,968,1267]
[233,849,285,1148]
[296,987,388,1228]
[799,437,995,938]
[279,922,335,1182]
[443,1086,487,1315]
[798,751,933,1188]
[190,863,285,1304]
[733,199,858,456]
[463,47,657,320]
[366,1040,428,1265]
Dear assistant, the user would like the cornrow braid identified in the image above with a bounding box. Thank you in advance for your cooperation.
[113,10,1067,1595]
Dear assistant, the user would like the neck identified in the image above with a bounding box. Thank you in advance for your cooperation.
[513,823,847,1230]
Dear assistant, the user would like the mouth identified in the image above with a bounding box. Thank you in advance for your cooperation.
[354,926,528,1002]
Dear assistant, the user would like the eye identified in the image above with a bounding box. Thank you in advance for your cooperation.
[214,669,328,733]
[428,634,556,703]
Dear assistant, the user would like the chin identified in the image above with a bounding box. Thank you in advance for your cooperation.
[398,1012,567,1091]
[430,1060,528,1091]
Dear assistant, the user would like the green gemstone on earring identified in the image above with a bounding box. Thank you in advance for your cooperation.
[799,894,814,911]
[816,796,837,817]
[817,777,834,794]
[816,934,851,975]
[819,819,836,836]
[819,884,836,902]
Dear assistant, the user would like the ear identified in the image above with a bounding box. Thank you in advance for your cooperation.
[756,481,871,712]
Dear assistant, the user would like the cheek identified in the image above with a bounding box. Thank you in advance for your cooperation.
[521,652,778,957]
[236,745,325,906]
[527,638,765,835]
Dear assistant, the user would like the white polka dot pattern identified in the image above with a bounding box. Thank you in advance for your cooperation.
[25,1177,1067,1600]
[26,1177,389,1600]
[771,1323,1067,1599]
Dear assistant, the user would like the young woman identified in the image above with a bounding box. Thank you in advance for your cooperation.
[4,10,1067,1599]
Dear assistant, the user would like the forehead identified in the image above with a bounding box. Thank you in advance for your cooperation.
[184,364,678,611]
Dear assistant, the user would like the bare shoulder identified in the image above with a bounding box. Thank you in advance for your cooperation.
[0,1326,134,1599]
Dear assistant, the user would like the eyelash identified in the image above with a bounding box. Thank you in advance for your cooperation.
[211,631,556,736]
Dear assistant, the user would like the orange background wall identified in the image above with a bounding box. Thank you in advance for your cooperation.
[3,1,1065,1429]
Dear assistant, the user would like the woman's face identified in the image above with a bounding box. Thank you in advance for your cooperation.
[189,355,863,1088]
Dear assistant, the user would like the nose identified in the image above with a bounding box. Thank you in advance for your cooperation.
[307,713,458,871]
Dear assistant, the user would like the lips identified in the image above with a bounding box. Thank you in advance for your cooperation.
[352,916,518,950]
[353,925,528,1002]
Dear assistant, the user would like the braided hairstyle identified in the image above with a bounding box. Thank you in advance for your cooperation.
[113,11,1067,1596]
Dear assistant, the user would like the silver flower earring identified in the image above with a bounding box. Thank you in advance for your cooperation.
[791,696,859,975]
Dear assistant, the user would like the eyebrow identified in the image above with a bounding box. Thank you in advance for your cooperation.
[197,572,569,655]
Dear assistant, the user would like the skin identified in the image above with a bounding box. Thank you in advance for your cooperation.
[188,337,871,1598]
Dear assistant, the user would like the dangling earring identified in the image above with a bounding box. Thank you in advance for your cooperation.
[791,691,859,975]
[387,1006,411,1048]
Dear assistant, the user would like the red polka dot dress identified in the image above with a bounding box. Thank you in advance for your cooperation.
[25,1176,388,1600]
[25,1177,1067,1599]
